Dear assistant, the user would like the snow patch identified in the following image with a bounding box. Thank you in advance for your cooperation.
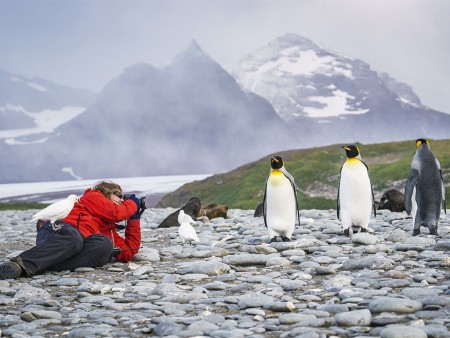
[398,96,421,108]
[62,167,83,180]
[303,90,369,118]
[0,105,85,140]
[11,76,48,92]
[5,136,51,145]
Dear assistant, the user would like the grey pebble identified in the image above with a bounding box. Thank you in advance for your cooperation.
[380,325,427,338]
[369,297,423,313]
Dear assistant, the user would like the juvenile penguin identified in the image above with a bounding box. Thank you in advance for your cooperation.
[404,139,446,236]
[263,155,300,242]
[178,210,200,244]
[337,145,376,237]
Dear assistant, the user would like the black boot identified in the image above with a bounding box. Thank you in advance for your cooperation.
[0,261,23,280]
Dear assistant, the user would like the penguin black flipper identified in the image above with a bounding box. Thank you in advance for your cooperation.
[360,159,377,217]
[371,185,377,217]
[337,165,343,220]
[292,181,301,226]
[262,177,268,228]
[280,168,300,226]
[440,169,446,214]
[404,168,419,215]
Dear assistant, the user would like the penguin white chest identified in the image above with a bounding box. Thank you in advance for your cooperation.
[265,170,296,236]
[339,159,372,226]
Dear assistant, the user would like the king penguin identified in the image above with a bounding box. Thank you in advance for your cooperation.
[404,138,446,236]
[337,145,376,237]
[263,155,300,242]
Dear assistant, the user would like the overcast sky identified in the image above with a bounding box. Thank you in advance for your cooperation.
[1,0,449,113]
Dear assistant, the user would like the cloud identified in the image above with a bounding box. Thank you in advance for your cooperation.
[0,0,449,113]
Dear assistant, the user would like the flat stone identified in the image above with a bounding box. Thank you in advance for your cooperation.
[401,287,439,300]
[352,233,380,245]
[380,325,427,338]
[342,256,393,270]
[176,261,231,275]
[369,297,423,314]
[278,313,317,324]
[222,254,272,266]
[335,309,372,326]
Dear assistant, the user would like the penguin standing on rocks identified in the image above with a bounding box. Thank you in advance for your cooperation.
[263,155,300,242]
[404,139,446,236]
[337,145,376,237]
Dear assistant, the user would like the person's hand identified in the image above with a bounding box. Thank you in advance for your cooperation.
[126,194,140,211]
[130,197,147,219]
[130,206,146,219]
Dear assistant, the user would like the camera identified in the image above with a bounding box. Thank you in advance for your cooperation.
[123,194,147,209]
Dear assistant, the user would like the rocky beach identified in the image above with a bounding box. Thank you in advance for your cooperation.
[0,208,449,338]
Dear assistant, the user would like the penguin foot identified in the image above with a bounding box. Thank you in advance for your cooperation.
[281,236,291,242]
[429,226,438,236]
[361,227,374,234]
[343,228,352,237]
[270,237,278,243]
[412,228,420,236]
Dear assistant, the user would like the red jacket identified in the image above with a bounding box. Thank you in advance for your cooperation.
[61,189,141,262]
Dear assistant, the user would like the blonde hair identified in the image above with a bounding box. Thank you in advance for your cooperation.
[93,180,122,198]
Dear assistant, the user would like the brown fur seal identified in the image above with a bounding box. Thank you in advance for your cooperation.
[199,203,228,219]
[378,189,404,212]
[158,197,201,228]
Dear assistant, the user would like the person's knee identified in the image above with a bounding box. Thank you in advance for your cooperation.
[90,235,113,255]
[85,235,113,267]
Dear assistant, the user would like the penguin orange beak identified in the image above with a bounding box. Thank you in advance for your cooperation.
[342,146,351,151]
[271,157,279,163]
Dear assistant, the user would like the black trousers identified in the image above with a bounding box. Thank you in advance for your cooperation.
[16,222,113,276]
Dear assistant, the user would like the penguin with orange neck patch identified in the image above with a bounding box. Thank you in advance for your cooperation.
[337,145,376,237]
[263,155,300,242]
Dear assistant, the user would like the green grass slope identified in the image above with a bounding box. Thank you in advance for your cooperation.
[0,202,48,211]
[157,139,450,210]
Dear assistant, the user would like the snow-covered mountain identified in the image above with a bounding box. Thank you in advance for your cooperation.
[231,33,450,146]
[0,41,297,183]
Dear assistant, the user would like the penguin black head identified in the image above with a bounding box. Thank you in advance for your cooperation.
[341,145,360,159]
[416,138,429,149]
[271,156,284,169]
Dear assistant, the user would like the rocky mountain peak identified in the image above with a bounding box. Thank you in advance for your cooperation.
[270,33,321,51]
[170,39,212,66]
[232,34,450,147]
